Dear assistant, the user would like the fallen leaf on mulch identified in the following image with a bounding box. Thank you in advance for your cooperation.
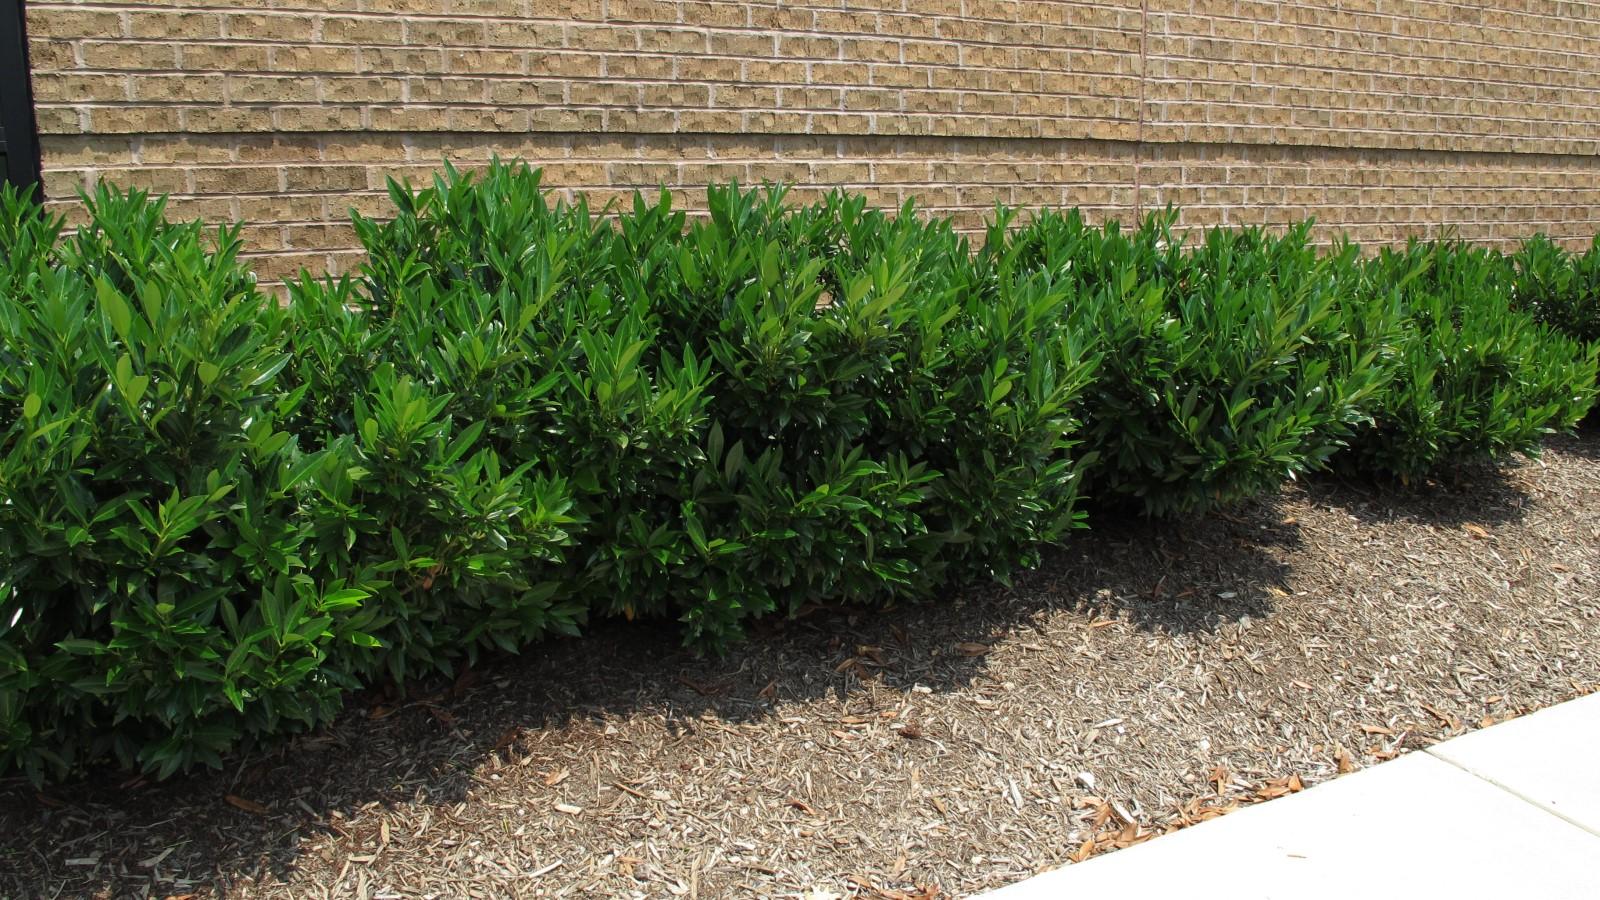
[954,642,990,657]
[1421,703,1461,730]
[223,795,269,816]
[1463,524,1490,539]
[1255,775,1304,800]
[1071,838,1096,862]
[847,875,941,899]
[1208,764,1229,794]
[1334,745,1356,774]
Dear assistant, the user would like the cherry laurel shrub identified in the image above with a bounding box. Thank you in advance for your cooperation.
[1342,239,1598,479]
[0,185,375,783]
[1510,233,1600,347]
[994,209,1401,516]
[2,165,1596,783]
[308,162,1101,650]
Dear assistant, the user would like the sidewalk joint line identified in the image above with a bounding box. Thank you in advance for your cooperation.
[1424,748,1600,840]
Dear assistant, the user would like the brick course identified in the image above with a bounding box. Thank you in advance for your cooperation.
[23,0,1600,279]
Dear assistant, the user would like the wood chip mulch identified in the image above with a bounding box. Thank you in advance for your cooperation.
[5,431,1600,900]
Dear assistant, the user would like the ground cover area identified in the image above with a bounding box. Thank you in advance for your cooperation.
[5,430,1599,900]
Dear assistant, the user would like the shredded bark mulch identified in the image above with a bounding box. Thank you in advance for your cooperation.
[5,431,1599,900]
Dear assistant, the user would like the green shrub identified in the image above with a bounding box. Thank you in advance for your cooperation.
[1345,239,1598,479]
[0,185,372,782]
[997,209,1398,516]
[5,164,1597,784]
[649,184,1099,635]
[286,163,663,677]
[1511,234,1600,345]
[313,162,1097,648]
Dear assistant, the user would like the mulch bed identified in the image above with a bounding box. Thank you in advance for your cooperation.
[5,431,1600,900]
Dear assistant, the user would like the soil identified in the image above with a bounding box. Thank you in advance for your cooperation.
[4,431,1599,900]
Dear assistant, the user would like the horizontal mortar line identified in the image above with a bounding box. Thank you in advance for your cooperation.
[1143,48,1600,89]
[61,40,1600,91]
[42,120,1600,155]
[1424,749,1600,840]
[41,95,1597,134]
[52,21,1143,57]
[1146,103,1600,132]
[51,61,1600,101]
[1147,63,1600,94]
[52,42,1600,92]
[44,100,1596,141]
[1148,14,1600,61]
[1145,59,1600,89]
[49,16,1600,77]
[1142,127,1600,150]
[49,66,1146,90]
[51,63,1142,89]
[1164,0,1600,45]
[51,104,1138,121]
[46,87,1142,104]
[51,0,1140,28]
[39,2,1142,48]
[212,217,1563,232]
[42,2,1600,63]
[44,0,1600,50]
[54,156,1600,179]
[41,130,1600,165]
[56,187,1600,205]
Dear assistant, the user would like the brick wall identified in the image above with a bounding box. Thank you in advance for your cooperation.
[23,0,1600,281]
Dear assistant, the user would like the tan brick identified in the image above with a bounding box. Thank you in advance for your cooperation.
[80,41,180,70]
[359,48,446,74]
[33,106,86,135]
[271,45,362,74]
[182,107,270,133]
[273,106,364,130]
[408,77,488,104]
[127,12,221,40]
[87,107,183,134]
[284,166,370,193]
[321,77,407,104]
[403,19,486,46]
[231,136,320,164]
[180,43,271,72]
[132,75,225,103]
[223,14,315,43]
[321,16,404,45]
[26,38,75,70]
[32,73,130,103]
[27,8,123,39]
[193,166,281,194]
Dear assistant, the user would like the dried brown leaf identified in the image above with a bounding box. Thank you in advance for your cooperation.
[224,794,269,816]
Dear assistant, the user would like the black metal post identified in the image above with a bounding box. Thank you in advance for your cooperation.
[0,0,41,197]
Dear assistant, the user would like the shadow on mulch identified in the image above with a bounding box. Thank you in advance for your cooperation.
[1308,460,1534,529]
[1551,420,1600,461]
[0,489,1375,896]
[7,425,1558,897]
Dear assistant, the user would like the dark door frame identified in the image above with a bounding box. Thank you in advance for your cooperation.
[0,0,41,196]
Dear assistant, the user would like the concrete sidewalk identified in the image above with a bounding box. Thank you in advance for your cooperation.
[983,691,1600,899]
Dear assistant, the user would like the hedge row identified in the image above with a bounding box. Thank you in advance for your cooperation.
[1,160,1595,783]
